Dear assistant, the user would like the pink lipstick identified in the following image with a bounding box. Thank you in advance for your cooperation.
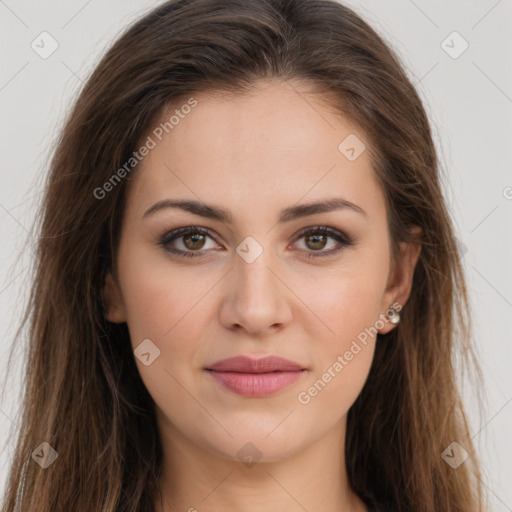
[205,355,307,397]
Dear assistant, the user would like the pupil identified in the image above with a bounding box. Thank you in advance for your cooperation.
[308,234,326,250]
[185,233,204,249]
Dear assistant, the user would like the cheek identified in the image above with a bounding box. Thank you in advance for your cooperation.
[295,252,389,405]
[116,245,219,389]
[295,279,380,419]
[117,255,209,416]
[117,237,204,340]
[301,253,389,348]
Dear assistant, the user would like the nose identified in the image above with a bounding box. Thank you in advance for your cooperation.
[218,243,293,336]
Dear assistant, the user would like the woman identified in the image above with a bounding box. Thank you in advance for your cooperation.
[1,0,486,510]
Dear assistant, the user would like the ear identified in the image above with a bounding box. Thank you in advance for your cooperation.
[378,226,422,334]
[103,271,127,323]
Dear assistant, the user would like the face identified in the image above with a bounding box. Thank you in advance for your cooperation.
[104,79,420,465]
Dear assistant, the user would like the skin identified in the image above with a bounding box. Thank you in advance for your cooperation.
[104,78,421,512]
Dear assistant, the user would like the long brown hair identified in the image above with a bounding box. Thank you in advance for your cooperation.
[1,0,487,510]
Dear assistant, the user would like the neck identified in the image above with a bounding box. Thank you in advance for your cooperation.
[153,411,368,512]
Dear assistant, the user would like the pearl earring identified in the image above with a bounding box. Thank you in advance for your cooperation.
[386,305,401,325]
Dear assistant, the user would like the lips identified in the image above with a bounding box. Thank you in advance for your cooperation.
[206,355,305,373]
[205,355,307,397]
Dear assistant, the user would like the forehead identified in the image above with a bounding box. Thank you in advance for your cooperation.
[126,79,385,224]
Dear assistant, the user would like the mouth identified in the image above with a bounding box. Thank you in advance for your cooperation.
[204,355,308,397]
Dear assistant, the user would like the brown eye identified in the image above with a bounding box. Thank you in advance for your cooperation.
[182,232,207,250]
[304,233,328,251]
[160,226,218,258]
[159,225,354,260]
[293,226,354,259]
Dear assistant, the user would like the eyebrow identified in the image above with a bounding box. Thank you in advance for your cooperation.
[142,197,367,223]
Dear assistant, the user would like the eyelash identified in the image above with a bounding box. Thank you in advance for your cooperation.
[158,225,354,259]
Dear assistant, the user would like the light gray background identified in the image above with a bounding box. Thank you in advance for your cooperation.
[1,0,511,509]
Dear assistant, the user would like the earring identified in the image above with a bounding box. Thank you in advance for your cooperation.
[386,305,401,325]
